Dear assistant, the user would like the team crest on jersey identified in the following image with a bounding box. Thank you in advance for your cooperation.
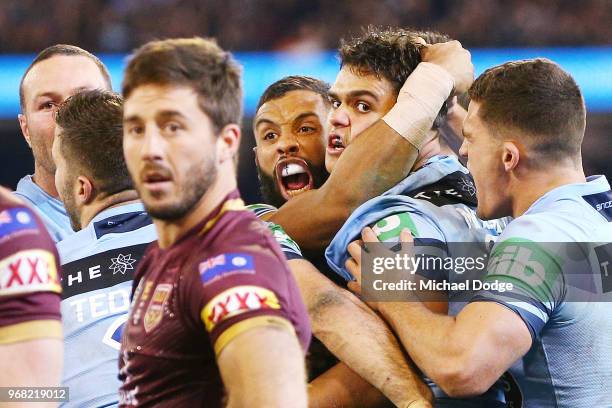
[0,249,60,296]
[201,285,280,332]
[143,283,172,332]
[199,253,255,285]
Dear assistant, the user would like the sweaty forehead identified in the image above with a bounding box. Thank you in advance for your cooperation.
[23,55,109,104]
[255,90,328,126]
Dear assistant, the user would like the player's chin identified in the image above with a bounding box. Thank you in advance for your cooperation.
[143,199,189,221]
[139,187,176,210]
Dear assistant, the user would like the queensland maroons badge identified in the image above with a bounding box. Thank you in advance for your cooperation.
[143,283,172,332]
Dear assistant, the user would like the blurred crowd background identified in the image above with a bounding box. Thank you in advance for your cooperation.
[1,0,611,52]
[1,0,610,203]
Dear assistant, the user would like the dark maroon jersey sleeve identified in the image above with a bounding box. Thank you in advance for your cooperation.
[183,239,311,355]
[0,202,61,331]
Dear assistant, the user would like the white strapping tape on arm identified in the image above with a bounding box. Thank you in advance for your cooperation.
[382,62,455,149]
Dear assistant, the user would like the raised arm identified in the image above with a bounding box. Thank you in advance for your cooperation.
[264,41,473,252]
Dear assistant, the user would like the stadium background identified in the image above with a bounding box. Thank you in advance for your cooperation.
[1,0,610,204]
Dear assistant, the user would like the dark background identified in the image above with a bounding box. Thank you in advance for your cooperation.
[1,0,610,203]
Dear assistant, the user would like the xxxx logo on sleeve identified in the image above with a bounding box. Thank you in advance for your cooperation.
[201,285,281,332]
[0,249,60,296]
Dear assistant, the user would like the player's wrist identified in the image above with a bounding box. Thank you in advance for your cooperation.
[382,62,454,149]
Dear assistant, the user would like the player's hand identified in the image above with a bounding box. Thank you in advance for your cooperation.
[346,227,417,307]
[346,237,364,296]
[421,40,474,95]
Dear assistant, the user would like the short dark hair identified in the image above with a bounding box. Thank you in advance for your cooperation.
[469,58,586,162]
[55,89,132,197]
[256,76,330,111]
[122,37,243,133]
[19,44,112,111]
[339,26,450,129]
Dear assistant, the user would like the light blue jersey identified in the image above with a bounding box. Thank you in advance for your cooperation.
[14,174,73,242]
[58,203,156,408]
[326,155,510,407]
[472,175,612,408]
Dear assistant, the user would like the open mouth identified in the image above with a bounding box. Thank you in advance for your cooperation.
[327,133,345,156]
[275,158,314,200]
[141,169,173,194]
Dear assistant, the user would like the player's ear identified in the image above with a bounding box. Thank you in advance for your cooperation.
[216,124,241,164]
[76,175,95,205]
[253,147,260,166]
[501,141,520,172]
[18,113,32,148]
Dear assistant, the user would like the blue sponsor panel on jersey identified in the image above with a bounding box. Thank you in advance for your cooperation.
[582,189,612,222]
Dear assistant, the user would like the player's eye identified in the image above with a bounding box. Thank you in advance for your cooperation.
[298,126,315,134]
[127,125,144,136]
[263,131,277,141]
[163,122,181,133]
[329,98,341,109]
[39,101,56,111]
[356,102,371,113]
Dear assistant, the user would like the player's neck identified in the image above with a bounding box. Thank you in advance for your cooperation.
[511,163,586,218]
[79,190,142,230]
[412,132,441,171]
[32,164,59,198]
[155,173,237,249]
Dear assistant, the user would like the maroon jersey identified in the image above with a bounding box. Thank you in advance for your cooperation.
[119,191,311,407]
[0,190,61,344]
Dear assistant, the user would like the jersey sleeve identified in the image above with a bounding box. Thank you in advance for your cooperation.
[246,203,278,219]
[0,205,62,344]
[185,243,303,355]
[470,217,565,342]
[262,221,303,260]
[247,203,302,260]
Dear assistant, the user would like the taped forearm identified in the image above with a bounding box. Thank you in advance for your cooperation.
[383,62,454,149]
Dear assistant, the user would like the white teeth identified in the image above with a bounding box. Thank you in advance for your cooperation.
[286,185,311,196]
[282,163,307,177]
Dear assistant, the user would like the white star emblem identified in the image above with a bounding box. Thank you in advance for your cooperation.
[109,253,137,275]
[458,178,476,196]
